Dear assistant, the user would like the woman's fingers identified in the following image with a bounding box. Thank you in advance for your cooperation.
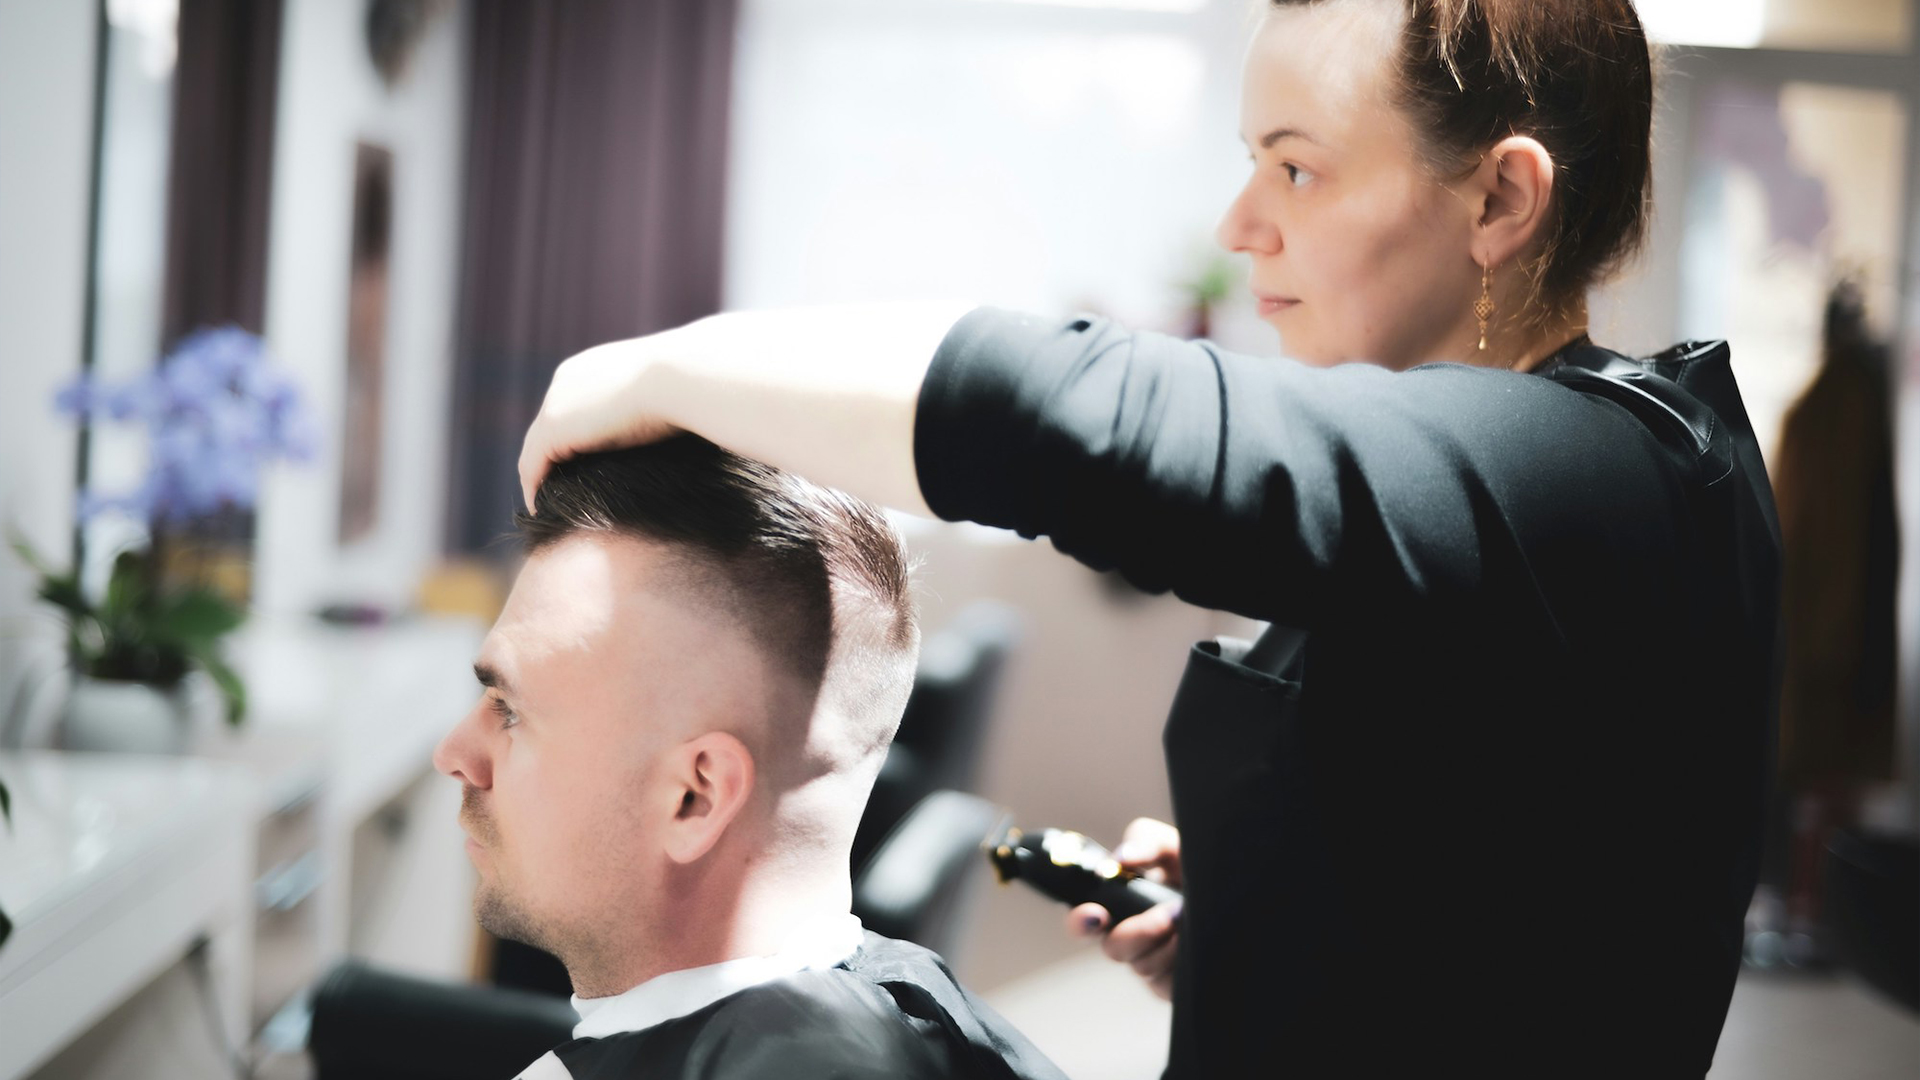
[518,340,678,511]
[1066,904,1109,939]
[1065,891,1181,1003]
[1112,817,1183,888]
[1099,901,1181,964]
[1098,901,1180,1003]
[1127,927,1178,982]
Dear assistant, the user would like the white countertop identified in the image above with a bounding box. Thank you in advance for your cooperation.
[0,751,259,1080]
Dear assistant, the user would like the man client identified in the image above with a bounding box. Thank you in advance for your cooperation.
[433,437,1065,1080]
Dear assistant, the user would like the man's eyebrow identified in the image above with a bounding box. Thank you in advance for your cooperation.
[473,660,513,696]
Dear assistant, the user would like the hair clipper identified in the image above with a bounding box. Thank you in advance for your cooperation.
[984,819,1181,924]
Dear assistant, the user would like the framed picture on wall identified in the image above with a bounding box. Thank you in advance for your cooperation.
[340,141,392,545]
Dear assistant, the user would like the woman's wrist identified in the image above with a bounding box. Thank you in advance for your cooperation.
[638,303,968,516]
[521,302,972,516]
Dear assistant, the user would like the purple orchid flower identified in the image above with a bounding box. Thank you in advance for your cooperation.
[53,325,317,525]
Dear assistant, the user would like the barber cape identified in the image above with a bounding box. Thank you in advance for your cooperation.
[514,914,1067,1080]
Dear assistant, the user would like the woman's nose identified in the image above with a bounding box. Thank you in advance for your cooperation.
[1215,181,1279,256]
[433,700,494,789]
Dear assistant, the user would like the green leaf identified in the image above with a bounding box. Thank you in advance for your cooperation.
[155,588,247,644]
[100,550,150,625]
[34,575,89,619]
[11,530,89,620]
[191,649,248,726]
[7,529,54,577]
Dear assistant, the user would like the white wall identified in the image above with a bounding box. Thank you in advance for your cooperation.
[255,0,469,619]
[0,0,97,743]
[726,0,1271,347]
[726,0,1276,990]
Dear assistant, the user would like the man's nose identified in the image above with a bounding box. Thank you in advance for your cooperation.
[432,701,493,789]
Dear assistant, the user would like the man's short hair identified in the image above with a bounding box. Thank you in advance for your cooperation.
[514,436,918,778]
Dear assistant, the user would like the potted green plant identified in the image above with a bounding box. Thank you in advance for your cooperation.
[11,326,313,751]
[1180,253,1237,340]
[9,538,248,748]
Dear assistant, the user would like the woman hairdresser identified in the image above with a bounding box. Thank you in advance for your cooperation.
[519,0,1779,1074]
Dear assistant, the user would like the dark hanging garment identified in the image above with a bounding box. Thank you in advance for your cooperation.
[1771,294,1900,792]
[915,312,1781,1078]
[517,933,1068,1080]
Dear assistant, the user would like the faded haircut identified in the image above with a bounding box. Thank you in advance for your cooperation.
[515,437,919,779]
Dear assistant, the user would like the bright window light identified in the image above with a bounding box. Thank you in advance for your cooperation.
[970,0,1211,13]
[106,0,179,77]
[1635,0,1768,48]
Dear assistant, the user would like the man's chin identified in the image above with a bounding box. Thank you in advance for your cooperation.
[474,882,545,951]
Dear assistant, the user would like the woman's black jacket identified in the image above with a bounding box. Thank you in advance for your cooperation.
[913,309,1781,1078]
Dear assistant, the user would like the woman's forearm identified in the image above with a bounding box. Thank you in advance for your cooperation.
[519,301,974,516]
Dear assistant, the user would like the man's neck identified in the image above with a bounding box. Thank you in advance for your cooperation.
[565,871,854,999]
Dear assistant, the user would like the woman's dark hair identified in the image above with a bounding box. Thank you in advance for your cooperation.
[1272,0,1655,315]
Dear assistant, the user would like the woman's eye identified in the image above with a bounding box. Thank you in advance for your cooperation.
[1283,163,1313,188]
[488,695,519,730]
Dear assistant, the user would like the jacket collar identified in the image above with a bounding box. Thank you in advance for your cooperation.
[1538,338,1737,489]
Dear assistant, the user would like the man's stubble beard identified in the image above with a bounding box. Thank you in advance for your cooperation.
[463,785,556,954]
[464,786,613,981]
[473,875,549,952]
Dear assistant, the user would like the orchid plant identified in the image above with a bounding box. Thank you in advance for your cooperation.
[1,327,314,950]
[60,326,316,524]
[11,325,316,726]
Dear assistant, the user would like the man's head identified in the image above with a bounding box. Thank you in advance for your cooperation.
[433,437,916,987]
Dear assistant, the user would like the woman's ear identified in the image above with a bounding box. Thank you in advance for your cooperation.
[1467,135,1556,269]
[662,731,755,865]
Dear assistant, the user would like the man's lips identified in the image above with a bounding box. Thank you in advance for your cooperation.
[459,812,495,852]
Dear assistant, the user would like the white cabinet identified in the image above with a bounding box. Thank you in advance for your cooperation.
[0,614,486,1076]
[0,753,257,1080]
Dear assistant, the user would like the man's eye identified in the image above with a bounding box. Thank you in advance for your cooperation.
[488,695,519,729]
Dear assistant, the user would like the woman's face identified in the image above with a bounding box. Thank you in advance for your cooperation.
[1218,0,1480,370]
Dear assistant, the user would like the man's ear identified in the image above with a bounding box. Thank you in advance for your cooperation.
[1464,135,1556,270]
[662,731,755,865]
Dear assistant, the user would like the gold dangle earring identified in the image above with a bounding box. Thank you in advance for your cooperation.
[1474,261,1494,352]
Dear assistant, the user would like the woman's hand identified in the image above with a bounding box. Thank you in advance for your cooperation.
[517,335,683,509]
[1066,817,1182,1001]
[518,302,974,515]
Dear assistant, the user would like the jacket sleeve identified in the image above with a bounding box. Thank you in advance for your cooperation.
[913,308,1656,630]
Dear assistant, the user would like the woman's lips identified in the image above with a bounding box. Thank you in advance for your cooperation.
[1255,292,1299,316]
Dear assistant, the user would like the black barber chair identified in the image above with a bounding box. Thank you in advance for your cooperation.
[852,789,1001,959]
[1823,827,1919,1013]
[310,790,1005,1078]
[309,961,577,1080]
[851,601,1020,873]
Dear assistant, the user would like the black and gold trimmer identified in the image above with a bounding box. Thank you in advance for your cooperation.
[984,817,1182,924]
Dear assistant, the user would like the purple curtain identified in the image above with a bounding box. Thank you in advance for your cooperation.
[160,0,282,346]
[447,0,739,553]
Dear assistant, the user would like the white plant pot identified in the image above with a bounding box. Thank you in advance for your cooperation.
[61,673,216,755]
